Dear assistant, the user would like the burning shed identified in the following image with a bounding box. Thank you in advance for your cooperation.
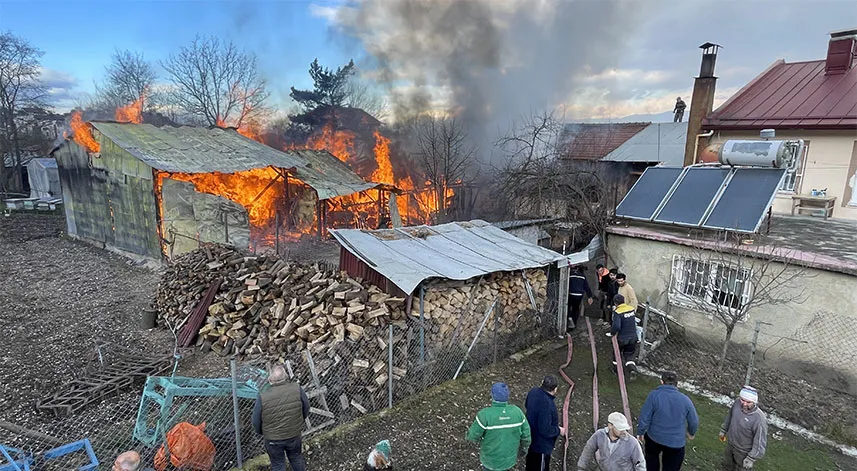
[51,121,382,259]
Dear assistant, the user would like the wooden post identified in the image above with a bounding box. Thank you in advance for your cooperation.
[283,172,291,231]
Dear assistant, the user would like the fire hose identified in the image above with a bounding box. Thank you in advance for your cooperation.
[559,335,574,471]
[583,317,634,429]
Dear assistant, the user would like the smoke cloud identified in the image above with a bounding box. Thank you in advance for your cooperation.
[330,0,644,152]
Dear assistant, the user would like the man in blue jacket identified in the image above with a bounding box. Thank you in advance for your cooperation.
[524,375,566,471]
[609,294,638,374]
[567,265,594,333]
[636,371,699,471]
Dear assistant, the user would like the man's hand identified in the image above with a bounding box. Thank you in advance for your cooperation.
[636,435,644,444]
[742,457,754,469]
[559,426,567,437]
[718,432,726,442]
[686,432,695,441]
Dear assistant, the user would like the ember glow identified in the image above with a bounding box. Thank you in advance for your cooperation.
[115,96,143,124]
[305,123,356,163]
[69,111,100,153]
[160,167,282,227]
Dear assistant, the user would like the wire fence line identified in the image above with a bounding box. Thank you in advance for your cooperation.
[1,280,562,471]
[638,300,857,439]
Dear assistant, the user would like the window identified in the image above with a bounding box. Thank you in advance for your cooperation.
[779,141,808,192]
[669,255,753,316]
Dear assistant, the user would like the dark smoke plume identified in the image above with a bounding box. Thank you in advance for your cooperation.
[332,0,642,152]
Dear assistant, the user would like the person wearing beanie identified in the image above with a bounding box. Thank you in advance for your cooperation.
[609,293,639,374]
[363,439,392,470]
[636,371,699,471]
[524,375,566,470]
[719,386,767,470]
[577,412,646,471]
[467,382,531,470]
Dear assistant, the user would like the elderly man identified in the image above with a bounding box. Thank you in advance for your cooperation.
[719,386,767,471]
[467,382,532,471]
[636,371,699,471]
[252,364,310,471]
[578,412,646,471]
[113,451,154,471]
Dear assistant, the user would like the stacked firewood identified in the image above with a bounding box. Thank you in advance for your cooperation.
[419,269,548,345]
[156,245,548,354]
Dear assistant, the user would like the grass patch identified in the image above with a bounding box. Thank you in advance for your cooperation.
[598,363,843,470]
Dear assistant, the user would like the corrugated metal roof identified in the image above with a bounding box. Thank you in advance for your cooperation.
[560,123,649,160]
[704,59,857,130]
[491,218,556,230]
[330,219,565,295]
[89,122,376,200]
[601,122,687,165]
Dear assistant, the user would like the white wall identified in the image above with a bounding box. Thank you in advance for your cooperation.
[712,129,857,220]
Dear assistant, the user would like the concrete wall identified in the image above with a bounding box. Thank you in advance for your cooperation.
[608,232,857,392]
[711,129,857,220]
[53,134,161,258]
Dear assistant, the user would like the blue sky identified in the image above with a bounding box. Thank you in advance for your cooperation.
[1,0,855,120]
[0,0,353,110]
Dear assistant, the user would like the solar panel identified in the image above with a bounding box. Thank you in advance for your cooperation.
[654,168,732,226]
[615,167,684,220]
[703,168,786,232]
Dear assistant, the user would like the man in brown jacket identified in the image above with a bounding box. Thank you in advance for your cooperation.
[252,364,310,471]
[616,273,638,312]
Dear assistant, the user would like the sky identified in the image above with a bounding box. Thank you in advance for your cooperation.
[0,0,855,121]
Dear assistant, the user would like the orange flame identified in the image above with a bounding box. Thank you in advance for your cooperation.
[69,111,100,153]
[160,168,282,227]
[370,130,394,185]
[305,123,356,163]
[115,96,143,123]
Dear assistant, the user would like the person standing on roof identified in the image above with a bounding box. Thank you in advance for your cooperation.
[524,375,566,471]
[577,412,646,471]
[568,265,594,333]
[636,371,699,471]
[674,97,686,123]
[467,382,532,471]
[609,294,639,374]
[720,386,767,471]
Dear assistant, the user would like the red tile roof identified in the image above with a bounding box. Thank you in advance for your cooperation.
[560,123,649,160]
[704,59,857,130]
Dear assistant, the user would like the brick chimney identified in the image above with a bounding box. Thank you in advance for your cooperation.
[826,28,857,75]
[683,42,721,167]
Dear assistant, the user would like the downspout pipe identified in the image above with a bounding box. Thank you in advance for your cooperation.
[692,130,715,165]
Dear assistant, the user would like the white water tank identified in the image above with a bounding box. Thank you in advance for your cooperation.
[718,139,788,167]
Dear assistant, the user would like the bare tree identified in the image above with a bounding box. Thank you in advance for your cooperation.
[0,32,45,194]
[162,36,269,127]
[95,49,157,110]
[670,232,809,363]
[412,115,475,220]
[343,75,389,122]
[493,110,621,253]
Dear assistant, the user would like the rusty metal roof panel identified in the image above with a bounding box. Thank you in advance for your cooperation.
[705,59,857,130]
[330,220,565,295]
[89,122,375,199]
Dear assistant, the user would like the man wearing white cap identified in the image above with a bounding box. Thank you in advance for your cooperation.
[577,412,646,470]
[719,386,767,470]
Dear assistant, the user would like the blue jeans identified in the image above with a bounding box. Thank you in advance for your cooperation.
[265,436,306,471]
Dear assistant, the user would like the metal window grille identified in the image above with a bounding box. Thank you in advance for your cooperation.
[670,255,752,316]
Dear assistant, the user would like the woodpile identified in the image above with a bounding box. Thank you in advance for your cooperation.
[154,245,550,415]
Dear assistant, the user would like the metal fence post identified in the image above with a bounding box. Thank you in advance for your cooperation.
[419,284,426,365]
[745,320,762,386]
[493,303,499,364]
[388,324,394,408]
[230,357,244,469]
[639,298,651,362]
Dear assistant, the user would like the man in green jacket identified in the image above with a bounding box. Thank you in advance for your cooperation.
[467,382,532,471]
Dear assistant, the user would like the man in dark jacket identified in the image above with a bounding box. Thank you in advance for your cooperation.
[567,266,593,332]
[525,375,566,471]
[609,294,638,373]
[636,371,699,471]
[252,364,310,471]
[602,268,619,324]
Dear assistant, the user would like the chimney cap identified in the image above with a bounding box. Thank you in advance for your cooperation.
[829,28,857,39]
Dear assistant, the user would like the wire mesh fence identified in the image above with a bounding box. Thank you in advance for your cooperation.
[638,302,857,439]
[2,277,561,470]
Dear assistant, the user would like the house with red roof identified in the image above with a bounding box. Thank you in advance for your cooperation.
[699,28,857,220]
